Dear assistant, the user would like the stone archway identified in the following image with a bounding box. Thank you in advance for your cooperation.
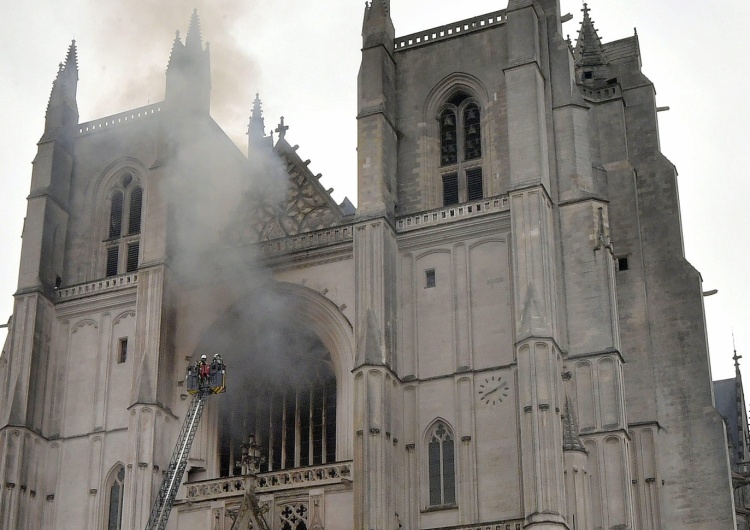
[193,281,354,477]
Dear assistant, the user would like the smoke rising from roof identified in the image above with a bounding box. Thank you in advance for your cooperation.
[85,1,260,147]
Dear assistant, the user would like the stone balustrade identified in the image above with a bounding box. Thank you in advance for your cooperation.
[259,226,353,257]
[56,273,138,301]
[183,461,353,501]
[424,520,523,530]
[395,10,507,52]
[78,103,162,135]
[396,195,509,233]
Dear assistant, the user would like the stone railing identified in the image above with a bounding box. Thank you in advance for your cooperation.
[424,520,523,530]
[78,103,162,135]
[259,226,354,257]
[395,10,507,52]
[396,195,509,233]
[183,461,353,501]
[56,273,138,301]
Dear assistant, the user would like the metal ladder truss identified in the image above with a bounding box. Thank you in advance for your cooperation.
[145,393,206,530]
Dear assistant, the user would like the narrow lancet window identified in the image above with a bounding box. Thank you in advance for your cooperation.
[109,192,123,239]
[440,110,458,166]
[128,187,143,235]
[464,103,481,160]
[107,466,125,530]
[428,422,456,506]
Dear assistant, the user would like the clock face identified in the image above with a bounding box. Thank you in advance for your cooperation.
[478,375,509,405]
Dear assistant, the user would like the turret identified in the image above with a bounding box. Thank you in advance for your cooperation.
[42,41,79,142]
[357,0,397,218]
[165,9,211,115]
[18,41,78,292]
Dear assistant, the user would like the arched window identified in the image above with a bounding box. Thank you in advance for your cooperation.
[438,92,484,206]
[106,465,125,530]
[218,333,337,477]
[427,421,456,507]
[104,173,143,277]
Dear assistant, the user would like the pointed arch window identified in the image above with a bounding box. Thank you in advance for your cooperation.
[427,422,456,507]
[218,334,337,477]
[104,173,143,277]
[106,465,125,530]
[439,92,484,206]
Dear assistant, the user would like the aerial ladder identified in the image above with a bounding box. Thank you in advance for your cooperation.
[144,354,227,530]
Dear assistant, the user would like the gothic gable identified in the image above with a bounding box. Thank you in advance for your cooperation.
[239,139,348,243]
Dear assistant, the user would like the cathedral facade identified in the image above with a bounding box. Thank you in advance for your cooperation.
[0,1,738,529]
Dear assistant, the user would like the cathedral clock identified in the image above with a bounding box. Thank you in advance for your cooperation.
[478,375,509,405]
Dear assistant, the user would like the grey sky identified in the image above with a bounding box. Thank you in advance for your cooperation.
[1,0,748,384]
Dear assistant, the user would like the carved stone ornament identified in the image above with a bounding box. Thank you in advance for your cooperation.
[235,153,342,243]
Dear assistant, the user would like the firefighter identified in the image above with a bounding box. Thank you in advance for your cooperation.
[198,354,210,381]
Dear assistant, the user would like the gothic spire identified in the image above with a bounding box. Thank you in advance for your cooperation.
[185,8,203,50]
[248,93,266,138]
[247,93,269,154]
[574,3,606,67]
[44,40,79,136]
[563,397,586,453]
[165,10,211,114]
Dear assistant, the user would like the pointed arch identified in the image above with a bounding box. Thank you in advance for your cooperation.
[103,463,126,530]
[90,158,148,278]
[423,418,457,507]
[424,73,489,207]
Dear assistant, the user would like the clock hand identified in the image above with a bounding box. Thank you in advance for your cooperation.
[483,386,499,398]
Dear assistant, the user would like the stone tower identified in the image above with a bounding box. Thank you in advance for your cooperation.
[0,2,737,529]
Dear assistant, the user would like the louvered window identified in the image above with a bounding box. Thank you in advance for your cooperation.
[126,243,139,273]
[106,247,119,277]
[109,192,123,239]
[128,187,143,235]
[104,175,143,277]
[439,94,484,205]
[467,168,483,201]
[442,174,459,206]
